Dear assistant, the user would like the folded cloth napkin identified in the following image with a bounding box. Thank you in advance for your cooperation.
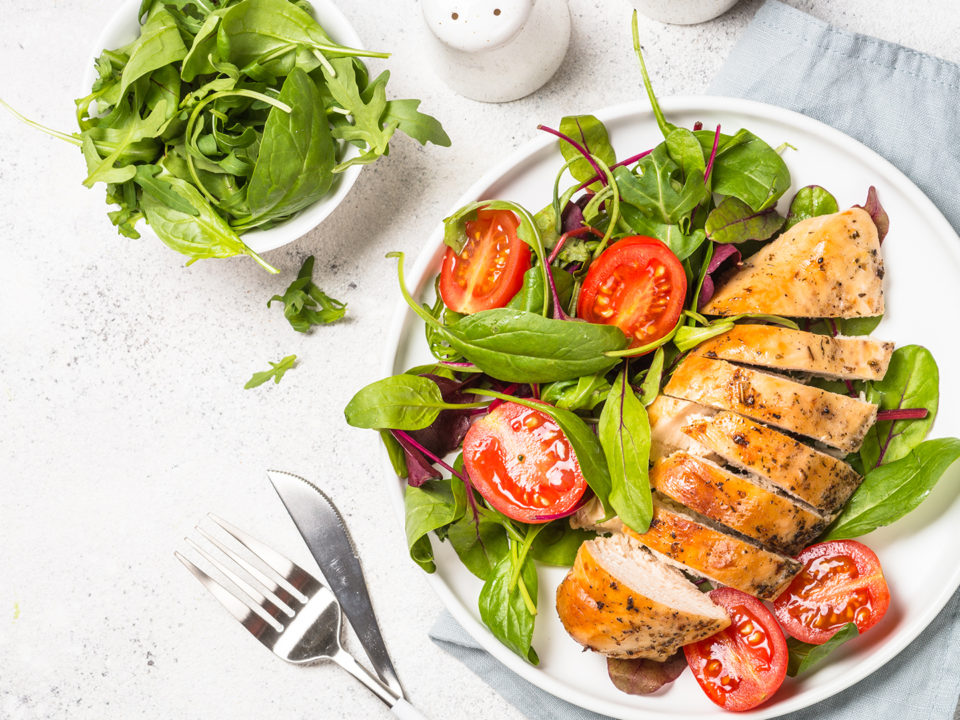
[431,2,960,718]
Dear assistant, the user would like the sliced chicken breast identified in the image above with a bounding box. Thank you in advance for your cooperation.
[624,499,802,600]
[683,412,862,514]
[664,355,877,452]
[648,394,717,459]
[694,324,894,381]
[570,495,622,533]
[556,533,730,660]
[650,452,831,555]
[701,207,884,318]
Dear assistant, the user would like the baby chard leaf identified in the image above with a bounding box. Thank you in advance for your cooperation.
[705,196,785,244]
[824,437,960,540]
[785,185,839,230]
[599,368,653,533]
[787,623,859,676]
[558,115,616,186]
[244,354,297,388]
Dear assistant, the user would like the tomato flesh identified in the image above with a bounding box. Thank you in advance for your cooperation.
[577,236,686,350]
[684,587,788,712]
[773,540,890,644]
[439,208,532,314]
[462,401,587,523]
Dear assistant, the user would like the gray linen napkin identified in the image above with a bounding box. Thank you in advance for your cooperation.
[430,2,960,718]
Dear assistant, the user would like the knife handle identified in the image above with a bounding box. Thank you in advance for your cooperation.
[391,698,430,720]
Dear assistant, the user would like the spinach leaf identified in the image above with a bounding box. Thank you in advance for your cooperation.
[404,479,465,573]
[710,129,791,211]
[705,196,785,244]
[140,174,276,271]
[445,308,627,383]
[268,255,346,332]
[599,368,653,533]
[529,522,593,566]
[478,552,539,664]
[118,6,187,98]
[787,623,859,676]
[541,373,611,411]
[344,374,481,430]
[665,127,706,179]
[465,390,614,512]
[638,347,664,406]
[615,147,709,225]
[558,115,615,187]
[785,185,839,230]
[507,267,574,315]
[243,68,335,225]
[808,316,883,337]
[824,438,960,540]
[244,354,297,388]
[447,514,510,580]
[380,430,408,478]
[860,345,939,469]
[619,205,706,260]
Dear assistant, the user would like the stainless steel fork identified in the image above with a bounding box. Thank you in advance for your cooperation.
[176,514,428,719]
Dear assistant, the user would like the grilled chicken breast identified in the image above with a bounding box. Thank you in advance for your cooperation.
[683,412,862,514]
[624,499,802,600]
[664,355,877,452]
[694,324,894,381]
[556,534,730,660]
[701,207,884,319]
[648,394,717,459]
[650,452,831,555]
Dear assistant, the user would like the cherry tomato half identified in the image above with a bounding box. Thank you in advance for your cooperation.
[684,587,788,712]
[773,540,890,644]
[577,236,686,350]
[462,401,587,523]
[439,208,532,314]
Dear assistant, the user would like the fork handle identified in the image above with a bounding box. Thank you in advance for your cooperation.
[390,698,429,720]
[332,649,399,706]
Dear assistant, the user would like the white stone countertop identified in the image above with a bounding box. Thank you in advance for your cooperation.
[2,1,958,719]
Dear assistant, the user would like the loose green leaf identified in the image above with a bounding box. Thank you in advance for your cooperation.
[599,369,653,533]
[705,196,785,244]
[824,438,960,539]
[787,623,859,676]
[404,480,465,573]
[268,255,346,332]
[383,98,451,147]
[860,345,939,469]
[786,185,839,230]
[244,354,297,388]
[478,552,539,664]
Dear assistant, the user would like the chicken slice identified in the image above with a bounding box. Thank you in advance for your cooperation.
[648,394,717,459]
[556,533,729,660]
[683,412,862,514]
[650,452,831,555]
[664,355,877,453]
[694,324,894,381]
[701,207,884,318]
[623,498,802,600]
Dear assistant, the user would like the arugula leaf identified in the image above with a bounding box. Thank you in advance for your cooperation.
[244,354,297,388]
[268,255,346,332]
[404,479,465,573]
[786,185,839,230]
[599,368,653,533]
[787,623,859,676]
[383,98,451,147]
[615,147,710,225]
[705,196,785,244]
[860,345,939,469]
[619,205,706,260]
[824,438,960,539]
[478,551,539,664]
[558,115,616,187]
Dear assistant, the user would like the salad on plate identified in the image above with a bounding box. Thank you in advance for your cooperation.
[345,13,960,713]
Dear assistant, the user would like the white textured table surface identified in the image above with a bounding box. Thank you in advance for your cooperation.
[2,2,958,719]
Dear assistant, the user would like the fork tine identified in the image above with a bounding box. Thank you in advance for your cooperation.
[175,550,284,636]
[197,526,305,611]
[209,513,317,595]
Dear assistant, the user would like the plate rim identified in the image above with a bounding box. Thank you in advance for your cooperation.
[379,95,960,719]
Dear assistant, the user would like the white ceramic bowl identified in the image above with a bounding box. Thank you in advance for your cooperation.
[630,0,740,25]
[81,0,365,254]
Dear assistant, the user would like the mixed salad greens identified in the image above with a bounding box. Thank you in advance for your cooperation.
[345,11,960,692]
[3,0,448,272]
[344,11,959,710]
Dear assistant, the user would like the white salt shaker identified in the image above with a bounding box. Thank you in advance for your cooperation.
[420,0,571,103]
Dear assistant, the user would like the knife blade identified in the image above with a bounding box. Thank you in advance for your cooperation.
[267,469,405,698]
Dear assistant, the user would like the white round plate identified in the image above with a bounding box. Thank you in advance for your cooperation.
[81,0,365,254]
[381,97,960,718]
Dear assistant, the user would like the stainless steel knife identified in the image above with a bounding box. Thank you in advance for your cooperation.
[267,469,405,699]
